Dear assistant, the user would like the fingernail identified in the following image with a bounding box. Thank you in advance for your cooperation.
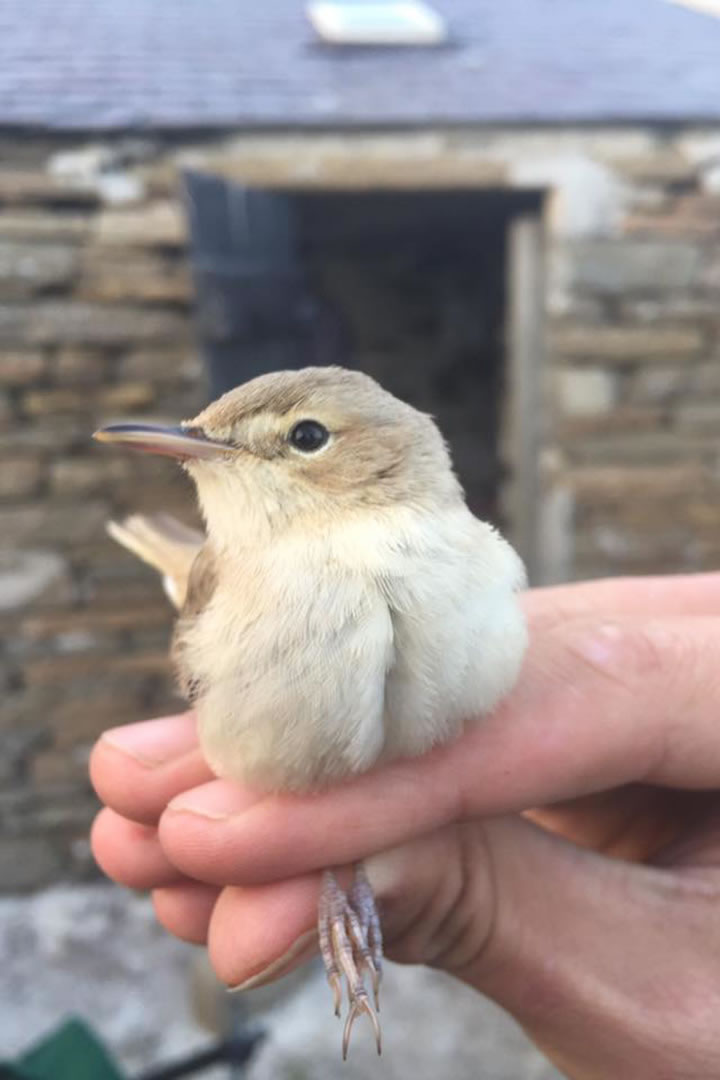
[228,929,318,993]
[101,714,195,768]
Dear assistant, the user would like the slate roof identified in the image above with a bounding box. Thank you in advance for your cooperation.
[1,0,720,131]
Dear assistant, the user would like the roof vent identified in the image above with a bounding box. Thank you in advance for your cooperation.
[667,0,720,16]
[307,2,448,45]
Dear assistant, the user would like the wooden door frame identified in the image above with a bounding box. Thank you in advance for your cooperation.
[503,214,547,585]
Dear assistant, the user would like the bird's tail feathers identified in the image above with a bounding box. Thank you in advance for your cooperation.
[107,512,204,610]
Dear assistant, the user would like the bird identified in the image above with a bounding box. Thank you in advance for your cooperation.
[94,365,528,1058]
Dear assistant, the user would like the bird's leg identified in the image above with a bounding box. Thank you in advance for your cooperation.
[318,866,383,1059]
[350,863,383,1010]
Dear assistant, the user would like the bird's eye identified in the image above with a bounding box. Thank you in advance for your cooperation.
[288,419,329,453]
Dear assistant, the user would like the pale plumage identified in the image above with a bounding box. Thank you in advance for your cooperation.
[181,499,525,791]
[171,368,527,790]
[95,365,527,1059]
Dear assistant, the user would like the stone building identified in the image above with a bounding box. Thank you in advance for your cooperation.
[2,0,720,888]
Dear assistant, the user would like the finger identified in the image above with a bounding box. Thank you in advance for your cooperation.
[525,572,720,623]
[207,877,320,988]
[89,712,214,825]
[159,614,720,886]
[152,882,219,944]
[525,785,705,861]
[91,807,187,889]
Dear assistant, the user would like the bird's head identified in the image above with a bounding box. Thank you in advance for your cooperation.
[94,366,462,544]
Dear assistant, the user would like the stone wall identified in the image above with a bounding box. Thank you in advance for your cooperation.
[2,126,720,889]
[171,127,720,581]
[0,138,205,888]
[545,135,720,580]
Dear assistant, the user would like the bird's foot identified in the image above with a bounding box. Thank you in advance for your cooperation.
[318,865,383,1059]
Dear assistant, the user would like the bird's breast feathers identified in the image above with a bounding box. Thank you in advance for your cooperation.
[182,505,526,792]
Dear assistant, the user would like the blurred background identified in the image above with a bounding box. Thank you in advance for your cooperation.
[1,0,720,1076]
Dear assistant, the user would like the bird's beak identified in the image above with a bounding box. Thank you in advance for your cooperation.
[93,423,230,461]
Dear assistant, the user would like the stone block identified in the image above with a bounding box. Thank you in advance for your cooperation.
[0,349,47,384]
[0,456,44,499]
[625,365,690,405]
[23,649,171,687]
[49,456,134,496]
[47,144,118,180]
[696,251,720,292]
[137,386,207,421]
[118,346,203,383]
[0,417,89,454]
[138,160,182,198]
[85,577,169,610]
[0,501,109,546]
[0,170,98,206]
[24,382,154,420]
[78,251,192,304]
[563,429,715,466]
[556,368,616,416]
[0,303,189,346]
[95,173,146,206]
[0,726,47,782]
[23,796,98,834]
[0,550,71,612]
[0,241,77,298]
[0,687,62,731]
[50,139,159,184]
[569,464,708,504]
[31,749,90,786]
[671,193,720,219]
[687,361,720,397]
[550,325,704,362]
[96,382,156,412]
[605,149,695,183]
[0,835,62,891]
[676,133,720,193]
[620,295,720,322]
[685,501,720,532]
[47,694,149,746]
[0,211,91,242]
[111,484,195,520]
[94,201,186,248]
[623,212,720,239]
[23,388,94,416]
[198,133,509,190]
[0,391,12,429]
[21,605,170,641]
[53,348,109,384]
[674,403,720,434]
[623,185,672,212]
[565,240,702,294]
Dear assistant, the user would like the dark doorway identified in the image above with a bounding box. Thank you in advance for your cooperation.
[184,177,542,526]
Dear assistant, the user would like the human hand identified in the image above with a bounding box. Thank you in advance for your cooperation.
[90,574,720,1080]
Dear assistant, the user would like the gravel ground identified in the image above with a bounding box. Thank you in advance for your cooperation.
[0,884,562,1079]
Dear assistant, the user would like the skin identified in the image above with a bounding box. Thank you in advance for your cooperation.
[90,573,720,1080]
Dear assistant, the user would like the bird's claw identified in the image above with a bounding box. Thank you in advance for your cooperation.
[318,866,383,1058]
[342,992,382,1060]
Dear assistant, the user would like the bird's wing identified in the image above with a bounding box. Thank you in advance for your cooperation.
[106,512,205,610]
[171,543,219,703]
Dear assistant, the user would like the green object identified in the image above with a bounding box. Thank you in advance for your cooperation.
[2,1017,125,1080]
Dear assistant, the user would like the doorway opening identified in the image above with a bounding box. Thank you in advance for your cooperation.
[184,177,544,556]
